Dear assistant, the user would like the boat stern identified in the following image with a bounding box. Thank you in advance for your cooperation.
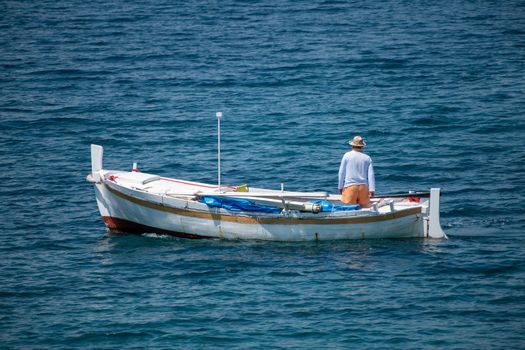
[425,188,447,239]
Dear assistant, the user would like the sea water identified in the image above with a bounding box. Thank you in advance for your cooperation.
[1,0,524,348]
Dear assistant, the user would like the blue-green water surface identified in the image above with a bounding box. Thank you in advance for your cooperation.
[1,0,524,348]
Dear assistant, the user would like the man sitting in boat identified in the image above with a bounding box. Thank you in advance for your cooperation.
[338,135,375,207]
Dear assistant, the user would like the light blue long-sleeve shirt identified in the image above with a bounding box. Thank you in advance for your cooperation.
[338,150,375,192]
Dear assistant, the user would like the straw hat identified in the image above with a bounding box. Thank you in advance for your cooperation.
[348,135,366,147]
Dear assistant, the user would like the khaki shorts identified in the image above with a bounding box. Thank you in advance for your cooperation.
[341,184,371,207]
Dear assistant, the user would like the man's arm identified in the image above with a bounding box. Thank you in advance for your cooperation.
[338,155,346,192]
[368,160,375,196]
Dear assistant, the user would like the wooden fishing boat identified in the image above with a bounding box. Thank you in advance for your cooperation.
[87,144,447,240]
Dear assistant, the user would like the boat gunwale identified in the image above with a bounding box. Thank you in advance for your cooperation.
[102,178,423,226]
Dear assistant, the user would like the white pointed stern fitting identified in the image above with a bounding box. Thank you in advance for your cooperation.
[87,144,112,219]
[428,188,447,239]
[87,144,104,183]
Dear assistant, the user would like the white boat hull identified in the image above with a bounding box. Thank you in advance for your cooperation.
[93,180,425,241]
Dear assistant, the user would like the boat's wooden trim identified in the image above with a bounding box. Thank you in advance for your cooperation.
[105,182,422,225]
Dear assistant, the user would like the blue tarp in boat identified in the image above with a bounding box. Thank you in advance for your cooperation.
[200,196,282,214]
[307,200,360,212]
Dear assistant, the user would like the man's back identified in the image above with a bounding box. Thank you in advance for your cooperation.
[338,150,375,191]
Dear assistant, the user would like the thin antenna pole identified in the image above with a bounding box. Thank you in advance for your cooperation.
[216,111,222,192]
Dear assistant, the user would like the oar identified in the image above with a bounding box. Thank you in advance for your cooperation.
[371,192,431,199]
[165,191,329,199]
[197,191,329,199]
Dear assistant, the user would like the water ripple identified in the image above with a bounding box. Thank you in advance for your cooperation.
[1,0,525,348]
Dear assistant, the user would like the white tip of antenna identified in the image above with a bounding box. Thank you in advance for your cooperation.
[216,112,222,118]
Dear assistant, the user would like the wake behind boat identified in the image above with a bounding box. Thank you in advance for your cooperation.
[86,144,447,240]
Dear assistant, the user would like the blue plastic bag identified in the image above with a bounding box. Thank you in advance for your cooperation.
[200,196,282,214]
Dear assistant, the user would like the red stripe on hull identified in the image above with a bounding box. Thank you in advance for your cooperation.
[102,216,214,239]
